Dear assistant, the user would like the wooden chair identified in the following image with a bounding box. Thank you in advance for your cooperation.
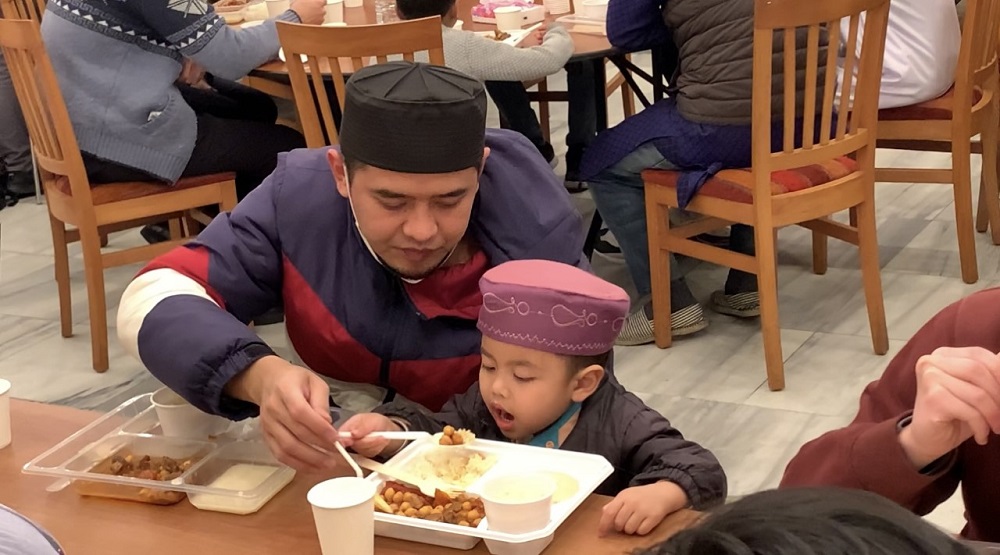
[641,0,891,390]
[276,16,445,147]
[0,19,238,372]
[872,0,1000,284]
[0,0,45,21]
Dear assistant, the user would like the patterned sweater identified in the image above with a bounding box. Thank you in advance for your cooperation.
[40,0,300,183]
[414,25,573,83]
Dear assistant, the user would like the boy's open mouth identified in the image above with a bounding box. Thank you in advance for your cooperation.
[491,404,516,431]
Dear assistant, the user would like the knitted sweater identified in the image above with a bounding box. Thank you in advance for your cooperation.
[40,0,300,183]
[420,25,573,82]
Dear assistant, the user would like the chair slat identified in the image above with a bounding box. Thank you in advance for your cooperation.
[782,28,796,153]
[802,25,820,148]
[819,20,840,145]
[836,14,861,139]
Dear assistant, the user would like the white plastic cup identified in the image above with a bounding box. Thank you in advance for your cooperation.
[265,0,290,17]
[493,6,524,31]
[325,0,345,23]
[579,0,608,20]
[543,0,570,15]
[0,379,10,450]
[345,0,363,8]
[308,477,376,555]
[151,386,230,439]
[481,473,555,534]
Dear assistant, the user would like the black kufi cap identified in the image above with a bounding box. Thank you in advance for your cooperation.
[340,62,487,174]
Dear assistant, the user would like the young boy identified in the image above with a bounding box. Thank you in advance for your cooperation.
[339,260,727,537]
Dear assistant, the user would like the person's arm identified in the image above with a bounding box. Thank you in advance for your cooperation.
[374,382,482,433]
[444,26,573,82]
[619,400,727,510]
[117,162,290,420]
[130,0,302,81]
[780,304,967,515]
[606,0,671,53]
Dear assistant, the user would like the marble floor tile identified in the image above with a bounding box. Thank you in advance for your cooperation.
[742,332,906,417]
[635,394,852,497]
[820,272,989,340]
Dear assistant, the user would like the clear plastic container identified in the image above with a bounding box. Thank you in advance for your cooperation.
[23,394,291,514]
[67,434,215,505]
[186,441,295,515]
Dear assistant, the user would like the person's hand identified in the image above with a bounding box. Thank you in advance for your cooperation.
[598,482,689,537]
[898,346,1000,469]
[289,0,326,24]
[338,413,405,458]
[518,24,547,48]
[177,58,207,86]
[225,355,342,473]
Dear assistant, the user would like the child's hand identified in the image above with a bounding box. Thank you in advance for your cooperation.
[598,481,689,536]
[338,413,403,458]
[518,25,547,48]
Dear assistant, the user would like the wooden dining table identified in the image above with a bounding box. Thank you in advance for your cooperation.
[241,0,638,132]
[0,399,701,555]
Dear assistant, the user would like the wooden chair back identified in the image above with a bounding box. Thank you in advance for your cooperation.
[0,0,45,21]
[751,0,890,205]
[277,17,446,147]
[0,18,97,219]
[956,0,1000,111]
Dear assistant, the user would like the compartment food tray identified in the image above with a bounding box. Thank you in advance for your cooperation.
[369,436,613,554]
[22,393,293,511]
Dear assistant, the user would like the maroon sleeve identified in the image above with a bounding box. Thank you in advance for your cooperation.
[779,297,969,515]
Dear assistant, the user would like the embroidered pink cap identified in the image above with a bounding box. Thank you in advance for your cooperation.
[477,260,630,356]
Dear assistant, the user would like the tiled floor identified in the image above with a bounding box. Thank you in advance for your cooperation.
[0,60,984,532]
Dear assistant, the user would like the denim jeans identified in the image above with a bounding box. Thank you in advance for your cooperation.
[589,141,758,312]
[485,61,597,171]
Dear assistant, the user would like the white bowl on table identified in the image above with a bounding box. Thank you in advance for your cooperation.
[480,473,556,534]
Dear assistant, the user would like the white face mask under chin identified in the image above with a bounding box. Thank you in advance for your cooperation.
[344,171,458,285]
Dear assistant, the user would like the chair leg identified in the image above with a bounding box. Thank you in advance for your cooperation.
[755,224,784,391]
[645,196,673,349]
[168,219,184,241]
[952,138,979,284]
[48,214,73,339]
[79,226,110,372]
[977,107,1000,243]
[811,229,828,275]
[537,80,551,144]
[855,196,889,355]
[621,82,635,118]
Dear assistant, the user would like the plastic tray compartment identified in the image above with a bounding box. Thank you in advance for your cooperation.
[66,434,215,505]
[369,436,614,555]
[185,440,295,515]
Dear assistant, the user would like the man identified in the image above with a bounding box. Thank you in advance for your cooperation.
[395,0,595,191]
[117,62,587,473]
[844,0,960,110]
[781,288,1000,542]
[578,0,823,345]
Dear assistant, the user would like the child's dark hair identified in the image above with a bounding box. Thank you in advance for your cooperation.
[567,351,611,374]
[396,0,456,20]
[641,487,974,555]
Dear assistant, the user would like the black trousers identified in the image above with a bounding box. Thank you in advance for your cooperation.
[84,77,305,199]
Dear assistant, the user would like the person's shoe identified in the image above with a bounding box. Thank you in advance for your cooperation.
[615,303,708,346]
[537,143,557,169]
[5,171,36,199]
[709,290,760,318]
[0,175,17,210]
[564,145,589,193]
[564,169,588,193]
[140,223,171,245]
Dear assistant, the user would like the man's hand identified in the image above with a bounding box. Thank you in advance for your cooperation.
[597,481,689,537]
[289,0,325,24]
[338,413,405,458]
[226,355,342,473]
[898,346,1000,469]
